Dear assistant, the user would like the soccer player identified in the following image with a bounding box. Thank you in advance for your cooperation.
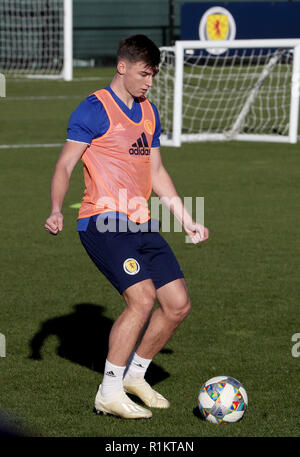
[44,35,209,419]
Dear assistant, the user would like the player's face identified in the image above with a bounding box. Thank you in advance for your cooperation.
[121,60,156,98]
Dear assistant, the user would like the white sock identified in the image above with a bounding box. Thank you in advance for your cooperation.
[100,359,126,397]
[124,352,152,381]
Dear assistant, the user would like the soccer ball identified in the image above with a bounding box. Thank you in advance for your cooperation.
[198,376,248,424]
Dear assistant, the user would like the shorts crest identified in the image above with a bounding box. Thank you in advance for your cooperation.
[123,258,140,275]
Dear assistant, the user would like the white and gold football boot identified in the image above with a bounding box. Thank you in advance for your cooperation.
[123,378,170,409]
[94,385,152,419]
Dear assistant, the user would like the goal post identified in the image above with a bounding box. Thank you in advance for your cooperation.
[150,39,300,146]
[0,0,73,81]
[63,0,73,81]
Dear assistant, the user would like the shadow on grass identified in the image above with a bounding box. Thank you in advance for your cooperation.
[193,406,204,420]
[28,303,170,386]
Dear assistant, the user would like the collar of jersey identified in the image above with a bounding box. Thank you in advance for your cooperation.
[105,86,141,122]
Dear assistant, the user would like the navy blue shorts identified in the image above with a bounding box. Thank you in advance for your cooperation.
[78,213,184,295]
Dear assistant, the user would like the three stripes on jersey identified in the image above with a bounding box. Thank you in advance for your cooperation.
[129,132,150,156]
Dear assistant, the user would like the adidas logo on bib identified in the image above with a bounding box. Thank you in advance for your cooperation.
[129,133,150,156]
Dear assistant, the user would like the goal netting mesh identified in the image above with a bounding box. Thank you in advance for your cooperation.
[150,45,295,144]
[0,0,64,77]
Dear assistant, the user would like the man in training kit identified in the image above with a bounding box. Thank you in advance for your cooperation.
[45,35,209,419]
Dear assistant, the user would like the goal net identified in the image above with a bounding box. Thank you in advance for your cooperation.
[150,40,300,145]
[0,0,72,80]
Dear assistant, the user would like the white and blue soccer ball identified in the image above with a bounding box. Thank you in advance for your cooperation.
[198,376,248,424]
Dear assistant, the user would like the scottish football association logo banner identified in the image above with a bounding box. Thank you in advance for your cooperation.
[182,2,300,43]
[199,6,236,55]
[206,14,229,41]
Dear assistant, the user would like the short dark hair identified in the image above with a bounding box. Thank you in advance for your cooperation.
[117,34,160,74]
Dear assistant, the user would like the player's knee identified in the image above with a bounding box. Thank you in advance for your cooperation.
[138,293,156,320]
[184,297,192,317]
[178,296,191,321]
[124,288,156,322]
[167,295,191,324]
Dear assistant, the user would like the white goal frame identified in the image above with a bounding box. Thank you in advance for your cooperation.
[0,0,73,81]
[157,39,300,146]
[63,0,73,81]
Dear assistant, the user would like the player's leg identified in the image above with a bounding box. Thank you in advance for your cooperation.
[99,279,156,394]
[123,278,190,408]
[132,277,191,359]
[107,279,156,366]
[95,279,157,419]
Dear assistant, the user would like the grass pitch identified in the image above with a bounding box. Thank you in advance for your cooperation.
[0,68,300,437]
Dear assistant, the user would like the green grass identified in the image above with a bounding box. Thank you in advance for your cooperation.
[0,69,300,437]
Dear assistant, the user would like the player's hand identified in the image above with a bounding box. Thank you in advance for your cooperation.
[44,211,63,235]
[184,221,209,245]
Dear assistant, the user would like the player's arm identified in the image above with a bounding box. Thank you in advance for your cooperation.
[150,147,209,244]
[44,141,88,235]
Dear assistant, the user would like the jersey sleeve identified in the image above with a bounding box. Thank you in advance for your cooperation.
[67,94,109,144]
[150,102,161,148]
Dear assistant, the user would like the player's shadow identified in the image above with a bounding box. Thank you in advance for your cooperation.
[28,303,170,385]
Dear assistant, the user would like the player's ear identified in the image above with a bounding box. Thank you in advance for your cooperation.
[117,59,127,75]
